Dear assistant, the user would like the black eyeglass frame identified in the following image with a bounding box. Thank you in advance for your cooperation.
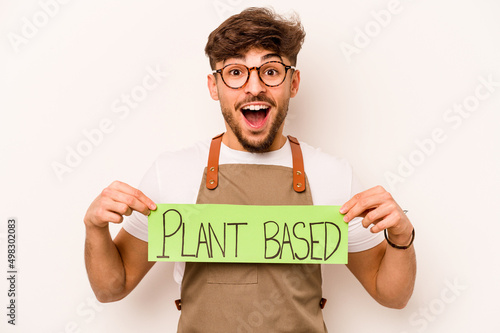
[212,61,296,89]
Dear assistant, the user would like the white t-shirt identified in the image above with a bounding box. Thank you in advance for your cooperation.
[123,138,384,284]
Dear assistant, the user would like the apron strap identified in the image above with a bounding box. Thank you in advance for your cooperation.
[206,133,224,190]
[287,135,306,193]
[206,133,306,193]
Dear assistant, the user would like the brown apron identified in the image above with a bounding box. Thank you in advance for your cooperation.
[177,134,327,333]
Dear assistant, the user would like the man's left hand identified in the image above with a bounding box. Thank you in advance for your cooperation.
[340,185,413,246]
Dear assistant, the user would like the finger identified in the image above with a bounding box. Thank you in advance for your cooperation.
[87,200,125,227]
[361,201,397,228]
[103,189,150,216]
[96,197,130,221]
[340,185,386,215]
[339,193,360,215]
[369,211,399,233]
[109,201,133,217]
[343,191,393,223]
[102,185,152,215]
[108,181,157,211]
[101,210,125,224]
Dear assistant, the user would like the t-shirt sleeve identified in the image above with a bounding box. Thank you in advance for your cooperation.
[121,160,161,242]
[347,172,385,253]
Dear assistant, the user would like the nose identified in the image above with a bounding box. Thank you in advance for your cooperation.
[244,68,266,96]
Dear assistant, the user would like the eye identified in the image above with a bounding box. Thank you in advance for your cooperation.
[225,65,246,77]
[263,68,279,76]
[228,69,242,76]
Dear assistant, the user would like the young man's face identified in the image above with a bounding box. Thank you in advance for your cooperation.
[208,48,300,152]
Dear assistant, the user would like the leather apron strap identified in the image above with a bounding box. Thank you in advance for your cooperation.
[205,133,306,193]
[287,135,306,193]
[206,133,223,190]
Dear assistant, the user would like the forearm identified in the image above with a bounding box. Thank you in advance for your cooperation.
[342,186,417,309]
[84,224,127,302]
[375,241,416,309]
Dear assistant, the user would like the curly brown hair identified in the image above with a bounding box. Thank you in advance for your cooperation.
[205,7,306,69]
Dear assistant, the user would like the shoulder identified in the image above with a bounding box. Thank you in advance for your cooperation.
[148,139,211,181]
[154,140,210,168]
[298,140,354,205]
[299,140,353,176]
[143,139,211,203]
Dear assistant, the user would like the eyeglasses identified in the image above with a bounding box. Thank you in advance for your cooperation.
[213,61,296,89]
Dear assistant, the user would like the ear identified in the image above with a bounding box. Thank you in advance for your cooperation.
[290,70,300,98]
[207,74,219,101]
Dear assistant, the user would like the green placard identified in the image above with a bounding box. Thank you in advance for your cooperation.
[148,204,347,264]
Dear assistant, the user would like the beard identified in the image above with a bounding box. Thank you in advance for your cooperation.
[221,96,289,153]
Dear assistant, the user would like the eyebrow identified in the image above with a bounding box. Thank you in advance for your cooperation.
[262,53,283,62]
[223,53,284,66]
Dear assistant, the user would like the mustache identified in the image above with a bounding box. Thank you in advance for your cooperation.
[236,96,276,110]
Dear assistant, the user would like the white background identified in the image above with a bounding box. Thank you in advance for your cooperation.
[1,0,499,332]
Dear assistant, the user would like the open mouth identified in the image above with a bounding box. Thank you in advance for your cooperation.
[241,104,270,129]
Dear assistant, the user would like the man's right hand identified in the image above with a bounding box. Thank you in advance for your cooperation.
[83,181,156,302]
[84,180,157,229]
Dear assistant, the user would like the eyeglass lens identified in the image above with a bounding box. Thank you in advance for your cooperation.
[221,62,288,88]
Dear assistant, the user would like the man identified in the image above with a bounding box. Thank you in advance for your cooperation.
[84,7,416,332]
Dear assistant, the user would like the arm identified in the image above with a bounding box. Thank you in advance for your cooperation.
[341,185,416,309]
[84,181,157,303]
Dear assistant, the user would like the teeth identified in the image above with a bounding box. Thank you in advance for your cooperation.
[242,105,269,111]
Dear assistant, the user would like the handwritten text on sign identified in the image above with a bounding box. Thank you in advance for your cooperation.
[148,204,348,264]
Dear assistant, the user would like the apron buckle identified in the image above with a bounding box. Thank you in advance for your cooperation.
[175,299,182,311]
